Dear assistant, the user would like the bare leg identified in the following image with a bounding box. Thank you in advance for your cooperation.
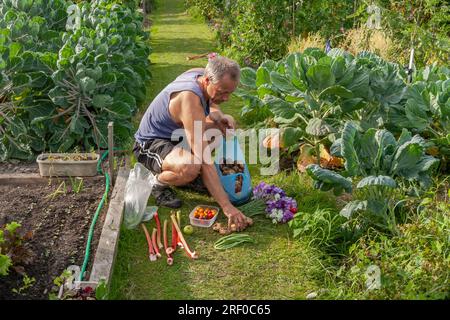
[157,147,201,186]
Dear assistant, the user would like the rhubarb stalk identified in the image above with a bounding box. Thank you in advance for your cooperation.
[152,228,161,258]
[176,210,184,249]
[171,221,177,251]
[163,219,174,265]
[170,214,198,259]
[154,212,163,249]
[141,224,156,261]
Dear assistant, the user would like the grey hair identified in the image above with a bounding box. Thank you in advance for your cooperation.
[204,56,240,84]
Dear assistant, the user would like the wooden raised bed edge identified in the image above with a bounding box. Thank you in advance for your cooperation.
[87,161,130,291]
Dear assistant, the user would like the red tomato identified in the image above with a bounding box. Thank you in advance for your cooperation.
[290,207,298,213]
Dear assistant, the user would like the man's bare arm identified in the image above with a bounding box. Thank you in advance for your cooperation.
[178,94,248,230]
[205,105,223,130]
[177,94,230,208]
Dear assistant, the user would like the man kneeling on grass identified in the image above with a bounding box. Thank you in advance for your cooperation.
[133,55,249,231]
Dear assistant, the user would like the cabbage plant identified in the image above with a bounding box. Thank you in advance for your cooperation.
[306,122,439,234]
[237,48,408,160]
[0,0,151,159]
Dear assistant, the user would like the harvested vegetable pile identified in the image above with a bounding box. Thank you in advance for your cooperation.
[212,216,253,235]
[235,175,243,193]
[219,158,245,193]
[219,158,245,175]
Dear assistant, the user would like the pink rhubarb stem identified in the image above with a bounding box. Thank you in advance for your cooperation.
[176,210,184,249]
[154,212,163,249]
[163,220,174,265]
[152,228,161,258]
[171,221,177,252]
[141,224,156,261]
[170,214,198,259]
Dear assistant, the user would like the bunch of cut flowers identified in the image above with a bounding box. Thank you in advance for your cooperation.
[238,182,297,224]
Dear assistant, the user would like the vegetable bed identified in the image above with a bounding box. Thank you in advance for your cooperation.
[0,179,107,299]
[0,161,39,174]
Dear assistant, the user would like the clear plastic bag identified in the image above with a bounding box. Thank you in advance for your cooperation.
[123,163,157,229]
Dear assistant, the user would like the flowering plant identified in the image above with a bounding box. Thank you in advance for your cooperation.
[252,182,297,224]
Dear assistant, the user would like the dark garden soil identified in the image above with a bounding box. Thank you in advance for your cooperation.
[0,161,39,174]
[0,179,108,300]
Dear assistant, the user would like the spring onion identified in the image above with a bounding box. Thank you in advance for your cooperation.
[214,233,255,250]
[237,199,266,217]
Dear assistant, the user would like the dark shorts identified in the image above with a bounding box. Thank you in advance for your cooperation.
[133,138,179,174]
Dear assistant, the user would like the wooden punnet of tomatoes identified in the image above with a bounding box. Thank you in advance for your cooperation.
[193,206,217,220]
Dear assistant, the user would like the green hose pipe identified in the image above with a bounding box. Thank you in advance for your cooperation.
[79,149,124,281]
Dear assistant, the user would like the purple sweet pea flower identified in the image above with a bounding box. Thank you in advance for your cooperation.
[253,182,298,224]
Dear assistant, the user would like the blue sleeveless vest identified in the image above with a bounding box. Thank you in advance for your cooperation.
[135,70,210,143]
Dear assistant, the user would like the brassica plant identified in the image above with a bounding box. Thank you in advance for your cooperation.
[389,64,450,170]
[237,48,408,159]
[0,0,151,159]
[306,122,439,233]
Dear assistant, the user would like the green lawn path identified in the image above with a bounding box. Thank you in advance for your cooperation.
[109,0,338,300]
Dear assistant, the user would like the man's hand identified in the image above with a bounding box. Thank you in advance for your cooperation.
[220,114,236,130]
[223,205,248,231]
[215,114,236,135]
